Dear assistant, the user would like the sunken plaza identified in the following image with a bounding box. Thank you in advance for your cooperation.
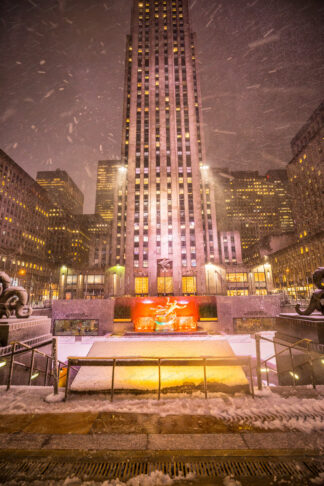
[0,0,323,484]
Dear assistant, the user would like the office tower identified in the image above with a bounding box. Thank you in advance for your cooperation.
[80,214,111,268]
[47,213,90,267]
[269,102,324,297]
[0,150,54,302]
[219,231,242,265]
[214,169,295,260]
[95,160,121,221]
[0,150,49,260]
[110,0,219,296]
[36,169,84,215]
[287,101,324,238]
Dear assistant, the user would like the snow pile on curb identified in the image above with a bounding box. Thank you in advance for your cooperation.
[44,391,65,403]
[0,386,324,433]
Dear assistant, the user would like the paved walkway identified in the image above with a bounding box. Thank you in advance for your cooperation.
[0,408,323,485]
[0,411,323,454]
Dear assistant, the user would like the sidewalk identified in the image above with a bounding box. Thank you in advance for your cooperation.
[0,386,323,484]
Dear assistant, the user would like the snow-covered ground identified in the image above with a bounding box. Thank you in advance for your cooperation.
[70,338,249,391]
[57,332,276,365]
[1,386,324,434]
[57,333,276,391]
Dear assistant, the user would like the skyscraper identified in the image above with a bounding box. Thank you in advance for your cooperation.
[110,0,219,296]
[95,160,121,221]
[287,101,324,238]
[213,169,295,260]
[36,169,84,215]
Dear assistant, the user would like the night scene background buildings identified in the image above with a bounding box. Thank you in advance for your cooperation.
[0,0,323,303]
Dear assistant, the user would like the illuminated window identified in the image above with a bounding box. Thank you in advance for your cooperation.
[254,272,265,282]
[157,276,173,294]
[182,276,196,294]
[227,289,248,296]
[85,275,104,284]
[135,277,148,295]
[226,273,248,283]
[66,275,77,285]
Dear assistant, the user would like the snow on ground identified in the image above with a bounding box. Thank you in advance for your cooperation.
[70,338,249,391]
[1,386,324,433]
[57,333,276,366]
[1,469,195,486]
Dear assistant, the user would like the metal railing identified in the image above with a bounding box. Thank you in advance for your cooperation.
[4,337,77,392]
[65,355,254,401]
[0,334,53,357]
[255,334,323,390]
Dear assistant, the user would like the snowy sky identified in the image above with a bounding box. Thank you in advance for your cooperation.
[0,0,323,212]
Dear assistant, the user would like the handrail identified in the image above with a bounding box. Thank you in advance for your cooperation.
[255,333,323,390]
[64,354,254,401]
[261,337,313,364]
[5,338,77,391]
[5,339,71,370]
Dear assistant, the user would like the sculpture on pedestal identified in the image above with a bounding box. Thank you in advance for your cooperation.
[0,271,32,319]
[295,267,324,316]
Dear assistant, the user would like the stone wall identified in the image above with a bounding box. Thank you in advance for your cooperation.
[0,316,51,346]
[276,313,324,345]
[216,295,281,333]
[51,296,282,335]
[52,299,115,335]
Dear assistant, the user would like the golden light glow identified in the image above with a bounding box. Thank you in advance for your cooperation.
[71,340,249,392]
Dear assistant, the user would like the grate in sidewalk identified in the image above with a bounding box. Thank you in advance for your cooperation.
[0,457,323,482]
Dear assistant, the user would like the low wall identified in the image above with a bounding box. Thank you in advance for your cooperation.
[276,313,324,344]
[0,316,51,346]
[51,296,282,336]
[52,299,115,335]
[216,295,281,334]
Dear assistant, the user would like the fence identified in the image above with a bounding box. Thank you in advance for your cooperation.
[64,355,254,401]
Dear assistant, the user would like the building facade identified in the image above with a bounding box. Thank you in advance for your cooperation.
[287,101,324,238]
[269,102,324,298]
[213,169,295,260]
[95,160,121,221]
[36,169,84,215]
[81,214,111,268]
[219,231,242,265]
[110,0,219,296]
[36,169,89,266]
[0,150,58,303]
[59,266,107,300]
[47,212,90,267]
[269,230,324,299]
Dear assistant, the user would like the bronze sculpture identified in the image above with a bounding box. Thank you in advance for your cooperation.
[295,267,324,316]
[0,271,32,319]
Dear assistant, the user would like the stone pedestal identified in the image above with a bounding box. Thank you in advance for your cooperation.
[276,313,324,345]
[0,316,51,347]
[274,313,324,386]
